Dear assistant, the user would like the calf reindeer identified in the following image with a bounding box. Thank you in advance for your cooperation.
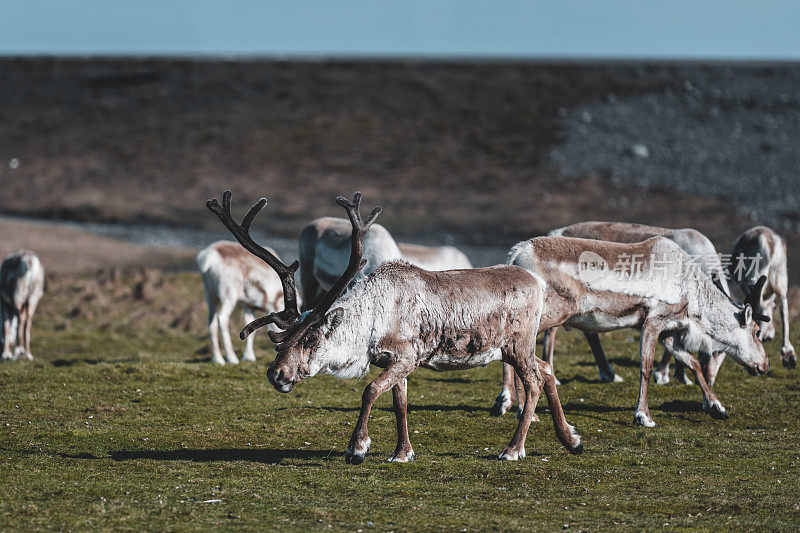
[1,250,44,361]
[730,226,795,369]
[197,241,293,365]
[299,217,471,310]
[539,222,730,387]
[492,236,769,427]
[208,191,582,463]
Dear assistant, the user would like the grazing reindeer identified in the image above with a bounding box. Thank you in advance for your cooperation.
[535,222,731,387]
[729,226,795,370]
[1,250,44,361]
[208,191,583,463]
[197,241,294,365]
[299,217,471,310]
[491,236,769,427]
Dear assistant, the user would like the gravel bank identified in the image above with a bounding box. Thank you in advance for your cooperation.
[552,66,800,231]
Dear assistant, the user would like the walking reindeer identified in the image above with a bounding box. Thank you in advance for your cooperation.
[535,222,731,387]
[491,236,769,427]
[729,226,795,370]
[1,250,44,361]
[208,191,582,463]
[299,217,470,310]
[197,241,293,365]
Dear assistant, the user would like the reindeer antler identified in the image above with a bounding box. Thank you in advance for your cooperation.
[309,192,381,318]
[745,275,771,323]
[206,191,302,336]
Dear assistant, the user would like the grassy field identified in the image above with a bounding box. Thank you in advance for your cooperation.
[1,271,799,531]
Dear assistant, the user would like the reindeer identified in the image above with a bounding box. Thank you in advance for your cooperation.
[531,222,732,388]
[207,191,583,463]
[729,226,795,370]
[299,216,471,310]
[197,241,294,365]
[491,236,769,427]
[1,250,44,361]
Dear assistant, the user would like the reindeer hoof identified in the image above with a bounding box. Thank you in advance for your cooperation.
[569,441,584,455]
[703,397,729,420]
[387,449,415,463]
[634,411,656,428]
[345,438,371,465]
[781,349,796,370]
[653,371,669,385]
[345,452,365,465]
[679,375,693,386]
[498,447,525,461]
[490,394,511,417]
[600,372,623,383]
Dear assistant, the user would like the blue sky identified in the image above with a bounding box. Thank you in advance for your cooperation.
[2,0,799,59]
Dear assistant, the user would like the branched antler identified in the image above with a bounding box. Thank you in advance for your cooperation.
[745,275,771,323]
[309,192,381,318]
[206,191,301,337]
[207,190,380,348]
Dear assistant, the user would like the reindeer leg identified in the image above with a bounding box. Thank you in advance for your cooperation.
[499,346,540,460]
[241,305,257,362]
[779,295,796,369]
[653,345,672,385]
[14,306,27,360]
[703,351,725,388]
[206,298,225,365]
[346,361,416,465]
[24,300,37,360]
[543,327,561,385]
[2,312,14,360]
[664,337,729,420]
[674,361,692,385]
[584,331,623,383]
[512,367,538,421]
[217,299,239,365]
[491,362,515,416]
[538,357,583,454]
[634,320,661,427]
[387,378,415,462]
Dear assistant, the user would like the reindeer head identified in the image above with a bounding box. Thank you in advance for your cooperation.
[207,190,381,393]
[707,275,770,376]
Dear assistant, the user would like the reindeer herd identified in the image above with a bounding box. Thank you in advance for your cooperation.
[0,189,794,464]
[196,190,794,463]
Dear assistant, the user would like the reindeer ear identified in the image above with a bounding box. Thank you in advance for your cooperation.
[325,307,344,332]
[740,304,753,328]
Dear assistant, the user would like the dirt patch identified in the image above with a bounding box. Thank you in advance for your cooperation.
[0,219,195,274]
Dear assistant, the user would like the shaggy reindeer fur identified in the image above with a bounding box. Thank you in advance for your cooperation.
[1,250,44,361]
[197,241,290,365]
[492,236,769,428]
[299,217,471,310]
[541,221,731,386]
[729,226,795,370]
[208,191,581,464]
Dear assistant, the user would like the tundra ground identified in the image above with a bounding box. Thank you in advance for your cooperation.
[1,271,798,531]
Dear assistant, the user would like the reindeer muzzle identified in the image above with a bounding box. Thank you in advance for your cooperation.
[267,367,294,393]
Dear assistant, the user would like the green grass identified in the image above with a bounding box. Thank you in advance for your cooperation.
[1,272,799,531]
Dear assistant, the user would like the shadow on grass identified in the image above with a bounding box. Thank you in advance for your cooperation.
[305,404,488,414]
[51,357,139,367]
[573,356,639,369]
[60,448,340,464]
[655,399,703,413]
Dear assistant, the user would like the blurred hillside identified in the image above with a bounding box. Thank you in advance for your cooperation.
[0,58,797,251]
